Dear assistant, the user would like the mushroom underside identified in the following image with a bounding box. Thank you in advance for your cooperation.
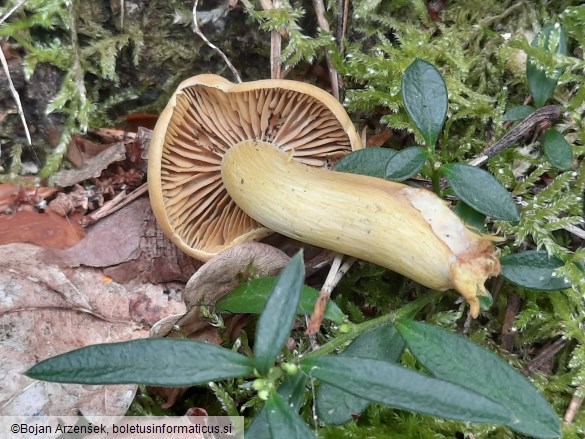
[159,84,356,258]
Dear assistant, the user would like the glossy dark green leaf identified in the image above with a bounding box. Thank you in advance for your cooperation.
[254,251,305,374]
[384,146,428,181]
[402,59,448,147]
[479,291,494,312]
[317,325,405,425]
[26,339,254,386]
[247,374,308,438]
[527,24,568,108]
[453,201,486,232]
[395,320,560,438]
[542,129,573,170]
[443,163,520,221]
[503,105,535,121]
[217,277,345,324]
[302,356,510,424]
[333,147,397,178]
[265,392,315,438]
[500,250,571,291]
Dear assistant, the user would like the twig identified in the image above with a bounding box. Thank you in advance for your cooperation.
[521,338,566,376]
[500,292,520,352]
[120,0,124,29]
[469,105,562,167]
[192,0,241,83]
[270,0,282,79]
[312,0,340,100]
[306,254,356,335]
[0,0,25,25]
[81,182,148,226]
[564,387,583,424]
[0,43,32,147]
[557,223,585,241]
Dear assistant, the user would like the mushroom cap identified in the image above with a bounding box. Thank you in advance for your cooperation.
[148,74,363,261]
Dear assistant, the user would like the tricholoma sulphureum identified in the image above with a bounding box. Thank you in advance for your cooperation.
[148,74,501,317]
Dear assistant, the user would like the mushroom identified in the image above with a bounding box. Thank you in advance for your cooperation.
[149,75,501,317]
[148,74,362,261]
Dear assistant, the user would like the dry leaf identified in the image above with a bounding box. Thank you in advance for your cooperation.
[0,210,84,248]
[0,243,186,416]
[43,197,201,284]
[53,142,126,188]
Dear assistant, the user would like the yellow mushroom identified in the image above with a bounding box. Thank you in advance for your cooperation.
[149,74,501,317]
[221,140,500,317]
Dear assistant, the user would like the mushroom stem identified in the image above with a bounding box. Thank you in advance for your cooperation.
[221,140,501,317]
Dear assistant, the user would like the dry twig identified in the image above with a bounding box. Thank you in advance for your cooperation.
[469,105,562,167]
[81,182,148,226]
[564,387,583,424]
[306,254,356,335]
[0,0,25,25]
[192,0,241,83]
[312,0,340,99]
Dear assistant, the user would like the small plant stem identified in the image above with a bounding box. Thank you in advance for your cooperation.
[303,292,440,359]
[564,386,584,424]
[0,42,32,147]
[270,25,282,79]
[192,0,241,83]
[468,105,561,167]
[0,0,25,25]
[311,0,340,99]
[306,254,355,335]
[431,168,441,195]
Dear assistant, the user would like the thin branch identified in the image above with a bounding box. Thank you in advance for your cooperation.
[270,0,282,79]
[306,254,356,335]
[0,0,25,25]
[468,105,562,167]
[120,0,125,29]
[82,183,148,226]
[0,42,31,146]
[564,387,584,424]
[312,0,340,100]
[192,0,241,83]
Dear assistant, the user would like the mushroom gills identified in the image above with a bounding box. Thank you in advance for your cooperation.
[221,140,500,317]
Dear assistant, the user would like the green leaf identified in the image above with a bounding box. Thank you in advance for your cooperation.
[402,59,448,147]
[317,325,405,425]
[527,24,568,108]
[302,356,511,425]
[503,105,535,121]
[265,392,315,438]
[247,374,308,438]
[500,250,571,291]
[443,163,520,221]
[254,251,305,374]
[542,129,573,170]
[384,146,428,182]
[217,277,345,324]
[25,339,254,386]
[395,320,561,438]
[453,201,486,232]
[333,147,397,178]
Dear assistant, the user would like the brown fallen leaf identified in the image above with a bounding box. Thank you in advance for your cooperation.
[0,209,84,248]
[0,243,186,416]
[67,135,113,168]
[52,142,126,188]
[43,197,201,284]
